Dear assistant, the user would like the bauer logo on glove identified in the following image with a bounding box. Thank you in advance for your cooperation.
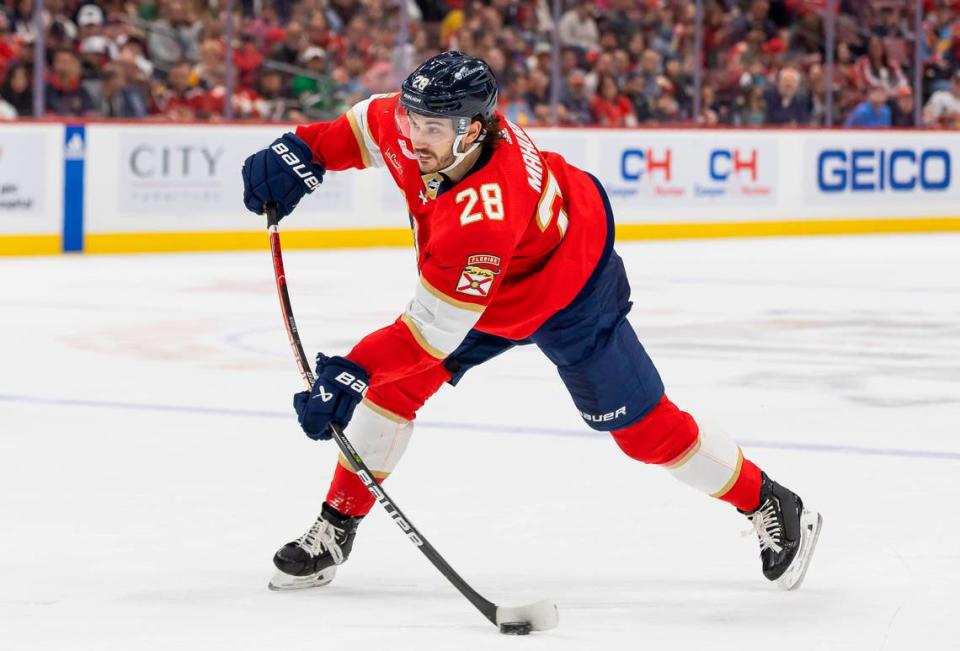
[292,355,370,441]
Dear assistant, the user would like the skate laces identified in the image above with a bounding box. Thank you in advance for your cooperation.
[296,516,346,564]
[743,500,784,554]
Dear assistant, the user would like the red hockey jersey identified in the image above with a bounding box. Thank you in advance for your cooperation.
[296,93,609,385]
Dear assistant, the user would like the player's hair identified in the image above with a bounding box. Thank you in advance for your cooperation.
[477,114,504,153]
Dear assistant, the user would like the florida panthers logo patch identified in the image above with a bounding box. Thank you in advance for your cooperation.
[456,255,501,298]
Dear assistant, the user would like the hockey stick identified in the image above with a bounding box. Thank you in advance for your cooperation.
[264,203,558,635]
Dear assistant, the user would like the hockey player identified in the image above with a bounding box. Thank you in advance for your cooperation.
[241,52,822,594]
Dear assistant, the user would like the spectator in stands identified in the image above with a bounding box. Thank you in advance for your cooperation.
[584,51,613,96]
[591,74,637,127]
[763,67,809,125]
[96,63,147,118]
[728,0,777,46]
[0,60,32,117]
[558,1,599,55]
[736,85,767,126]
[292,46,337,121]
[923,69,960,127]
[889,86,914,127]
[45,48,95,116]
[561,68,592,125]
[623,72,653,123]
[636,48,663,105]
[651,91,682,123]
[499,74,534,126]
[233,32,265,92]
[193,38,224,90]
[76,3,104,41]
[856,35,908,93]
[844,86,891,128]
[269,21,304,66]
[255,67,296,121]
[152,59,199,119]
[146,0,202,71]
[335,50,370,106]
[698,84,721,125]
[524,67,552,124]
[873,5,908,39]
[79,34,115,75]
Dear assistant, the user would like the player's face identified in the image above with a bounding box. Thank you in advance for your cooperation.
[398,108,457,173]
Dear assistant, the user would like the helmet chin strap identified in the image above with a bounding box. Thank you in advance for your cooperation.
[438,118,486,176]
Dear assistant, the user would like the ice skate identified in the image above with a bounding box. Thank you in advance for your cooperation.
[268,503,364,591]
[742,473,822,591]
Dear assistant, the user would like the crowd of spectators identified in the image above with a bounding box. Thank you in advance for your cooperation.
[2,0,960,128]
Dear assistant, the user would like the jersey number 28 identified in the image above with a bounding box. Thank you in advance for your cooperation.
[456,183,504,226]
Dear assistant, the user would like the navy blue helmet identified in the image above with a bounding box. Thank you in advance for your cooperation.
[400,51,498,121]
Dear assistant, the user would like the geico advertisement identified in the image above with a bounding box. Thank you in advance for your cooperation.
[115,129,353,216]
[0,130,45,218]
[805,139,959,203]
[595,134,777,206]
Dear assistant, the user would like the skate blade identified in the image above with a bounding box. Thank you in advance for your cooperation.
[268,566,337,591]
[777,509,823,591]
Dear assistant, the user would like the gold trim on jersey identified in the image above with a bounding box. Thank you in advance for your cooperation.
[420,276,486,312]
[345,109,373,169]
[399,313,448,359]
[711,448,745,498]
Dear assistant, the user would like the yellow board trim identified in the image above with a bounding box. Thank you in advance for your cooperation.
[82,229,413,254]
[616,217,960,240]
[6,217,960,257]
[0,235,62,256]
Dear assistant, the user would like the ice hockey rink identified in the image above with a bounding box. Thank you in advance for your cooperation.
[2,233,958,650]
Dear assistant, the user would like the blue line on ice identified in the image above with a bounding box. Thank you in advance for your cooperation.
[2,392,958,461]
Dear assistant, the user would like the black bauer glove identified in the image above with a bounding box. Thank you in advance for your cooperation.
[242,132,325,219]
[293,355,369,441]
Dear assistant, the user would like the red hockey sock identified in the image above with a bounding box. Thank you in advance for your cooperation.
[325,462,382,517]
[717,457,762,512]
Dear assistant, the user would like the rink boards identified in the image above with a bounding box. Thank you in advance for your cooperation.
[2,122,959,255]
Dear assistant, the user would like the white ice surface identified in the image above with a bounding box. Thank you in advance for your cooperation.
[1,235,959,650]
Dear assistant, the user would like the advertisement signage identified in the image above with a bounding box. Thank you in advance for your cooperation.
[0,131,46,217]
[804,139,959,203]
[596,134,777,209]
[115,129,353,218]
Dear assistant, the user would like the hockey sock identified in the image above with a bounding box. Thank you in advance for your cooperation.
[323,400,414,517]
[326,461,382,517]
[611,396,761,512]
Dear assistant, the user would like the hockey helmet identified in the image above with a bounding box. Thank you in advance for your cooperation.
[396,51,499,171]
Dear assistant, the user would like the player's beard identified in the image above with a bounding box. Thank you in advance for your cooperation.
[415,147,454,175]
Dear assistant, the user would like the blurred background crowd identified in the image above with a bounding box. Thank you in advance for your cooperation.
[2,0,960,127]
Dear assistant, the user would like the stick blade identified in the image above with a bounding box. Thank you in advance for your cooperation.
[495,599,559,632]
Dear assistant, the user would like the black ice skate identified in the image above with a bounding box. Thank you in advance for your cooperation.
[741,473,822,591]
[268,503,364,591]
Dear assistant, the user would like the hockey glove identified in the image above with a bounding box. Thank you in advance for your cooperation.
[293,354,369,441]
[242,132,325,219]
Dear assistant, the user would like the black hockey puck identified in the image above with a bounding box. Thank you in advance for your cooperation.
[499,622,533,636]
